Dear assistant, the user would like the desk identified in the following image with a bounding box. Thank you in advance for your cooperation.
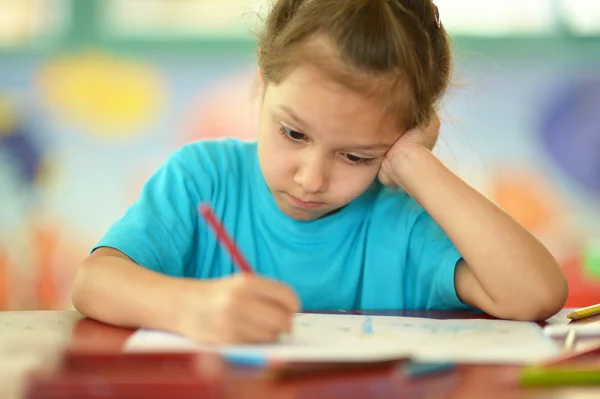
[1,310,599,399]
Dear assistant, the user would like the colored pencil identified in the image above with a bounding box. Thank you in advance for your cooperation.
[567,304,600,321]
[198,203,254,274]
[520,366,600,387]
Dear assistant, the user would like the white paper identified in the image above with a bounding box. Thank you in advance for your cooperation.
[124,313,558,364]
[544,308,575,326]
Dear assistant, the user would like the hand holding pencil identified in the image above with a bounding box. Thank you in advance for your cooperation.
[175,273,299,344]
[172,203,300,344]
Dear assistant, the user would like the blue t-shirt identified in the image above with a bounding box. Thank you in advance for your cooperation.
[94,139,469,311]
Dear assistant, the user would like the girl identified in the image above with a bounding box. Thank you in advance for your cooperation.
[71,0,568,344]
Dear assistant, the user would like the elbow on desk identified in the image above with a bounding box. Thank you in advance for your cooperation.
[70,259,97,317]
[530,267,570,321]
[492,277,569,322]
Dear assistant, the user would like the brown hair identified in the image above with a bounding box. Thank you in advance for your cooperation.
[258,0,451,131]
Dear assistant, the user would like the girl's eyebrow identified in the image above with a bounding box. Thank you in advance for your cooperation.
[277,105,313,131]
[277,104,394,151]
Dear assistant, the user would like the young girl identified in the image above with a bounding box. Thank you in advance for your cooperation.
[71,0,568,344]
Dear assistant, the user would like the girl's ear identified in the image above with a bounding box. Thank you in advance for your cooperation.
[423,112,441,151]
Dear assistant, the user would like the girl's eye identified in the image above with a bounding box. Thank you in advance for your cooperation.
[343,153,378,167]
[279,125,306,142]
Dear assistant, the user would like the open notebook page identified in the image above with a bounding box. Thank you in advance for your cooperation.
[125,313,558,364]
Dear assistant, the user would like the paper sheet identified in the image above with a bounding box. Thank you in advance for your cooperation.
[124,313,558,364]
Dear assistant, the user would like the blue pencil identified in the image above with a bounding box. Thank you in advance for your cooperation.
[404,362,456,377]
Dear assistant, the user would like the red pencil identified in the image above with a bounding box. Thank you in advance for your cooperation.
[198,203,254,274]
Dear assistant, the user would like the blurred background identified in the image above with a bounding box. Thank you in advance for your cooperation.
[0,0,598,311]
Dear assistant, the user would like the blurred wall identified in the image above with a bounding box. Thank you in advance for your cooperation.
[0,1,599,310]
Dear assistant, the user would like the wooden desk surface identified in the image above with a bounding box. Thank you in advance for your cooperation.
[1,310,599,399]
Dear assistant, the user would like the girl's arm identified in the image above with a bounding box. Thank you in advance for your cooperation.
[71,248,194,331]
[385,145,568,321]
[71,248,299,343]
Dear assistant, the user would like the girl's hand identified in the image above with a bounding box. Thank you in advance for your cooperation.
[175,274,300,344]
[378,114,441,189]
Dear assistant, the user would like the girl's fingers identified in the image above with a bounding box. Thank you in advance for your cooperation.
[236,296,294,335]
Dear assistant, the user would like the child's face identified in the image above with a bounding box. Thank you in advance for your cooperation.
[257,64,403,221]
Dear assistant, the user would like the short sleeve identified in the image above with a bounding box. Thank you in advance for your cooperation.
[93,146,207,277]
[405,205,471,309]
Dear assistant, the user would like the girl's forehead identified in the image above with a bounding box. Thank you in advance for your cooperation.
[268,64,407,137]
